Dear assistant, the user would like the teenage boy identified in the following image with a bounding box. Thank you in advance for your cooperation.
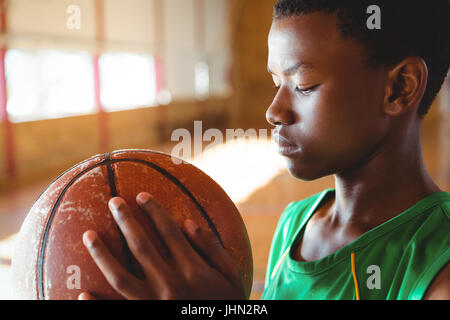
[79,0,449,300]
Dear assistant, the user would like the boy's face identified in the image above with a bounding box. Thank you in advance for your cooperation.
[267,12,390,180]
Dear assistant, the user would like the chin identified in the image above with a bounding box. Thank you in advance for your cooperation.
[285,158,332,181]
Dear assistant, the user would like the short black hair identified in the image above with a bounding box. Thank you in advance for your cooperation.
[273,0,450,117]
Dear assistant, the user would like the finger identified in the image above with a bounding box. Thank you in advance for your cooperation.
[183,219,243,287]
[82,230,147,300]
[78,292,96,300]
[136,192,201,266]
[108,197,167,272]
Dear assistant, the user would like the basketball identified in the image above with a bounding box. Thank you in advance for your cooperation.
[11,149,253,300]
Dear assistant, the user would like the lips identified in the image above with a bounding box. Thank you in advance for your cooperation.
[273,130,301,156]
[273,129,296,145]
[273,133,295,146]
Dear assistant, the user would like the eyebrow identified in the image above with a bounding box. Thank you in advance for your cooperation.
[267,61,313,76]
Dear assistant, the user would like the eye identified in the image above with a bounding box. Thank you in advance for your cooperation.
[273,85,280,90]
[295,85,319,95]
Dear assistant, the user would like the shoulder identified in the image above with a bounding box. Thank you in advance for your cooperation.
[404,192,450,299]
[423,263,450,300]
[421,193,449,301]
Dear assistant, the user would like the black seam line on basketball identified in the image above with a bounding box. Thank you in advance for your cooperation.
[28,156,103,221]
[37,159,109,300]
[110,151,223,245]
[104,153,136,274]
[104,153,118,197]
[111,149,188,166]
[109,158,224,247]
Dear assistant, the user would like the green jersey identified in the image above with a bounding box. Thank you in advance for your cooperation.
[261,189,450,300]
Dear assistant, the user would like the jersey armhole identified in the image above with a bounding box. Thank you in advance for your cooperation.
[408,249,450,300]
[262,189,334,297]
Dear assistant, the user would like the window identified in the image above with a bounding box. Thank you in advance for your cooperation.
[195,61,210,100]
[99,52,157,111]
[5,49,95,123]
[4,49,159,122]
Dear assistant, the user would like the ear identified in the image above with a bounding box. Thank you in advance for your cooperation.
[383,57,428,117]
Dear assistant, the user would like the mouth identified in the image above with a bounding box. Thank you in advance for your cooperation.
[273,132,301,157]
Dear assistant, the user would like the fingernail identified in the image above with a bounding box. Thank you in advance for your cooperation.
[78,293,89,300]
[137,192,153,204]
[83,231,96,248]
[185,219,198,233]
[108,198,126,219]
[108,197,123,211]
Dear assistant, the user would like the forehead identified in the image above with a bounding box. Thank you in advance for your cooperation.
[267,13,357,72]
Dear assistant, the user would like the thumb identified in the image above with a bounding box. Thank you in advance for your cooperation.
[183,219,243,288]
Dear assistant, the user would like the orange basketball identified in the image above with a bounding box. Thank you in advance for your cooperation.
[11,149,253,300]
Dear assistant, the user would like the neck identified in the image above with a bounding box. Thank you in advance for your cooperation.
[331,119,440,229]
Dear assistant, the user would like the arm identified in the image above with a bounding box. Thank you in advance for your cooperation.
[79,192,246,300]
[423,263,450,300]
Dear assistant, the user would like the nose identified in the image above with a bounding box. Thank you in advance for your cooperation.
[265,86,295,126]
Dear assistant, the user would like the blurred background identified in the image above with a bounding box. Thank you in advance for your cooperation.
[0,0,448,300]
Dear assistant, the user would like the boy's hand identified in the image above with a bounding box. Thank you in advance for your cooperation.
[78,192,246,300]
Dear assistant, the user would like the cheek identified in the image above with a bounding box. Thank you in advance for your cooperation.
[295,80,385,164]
